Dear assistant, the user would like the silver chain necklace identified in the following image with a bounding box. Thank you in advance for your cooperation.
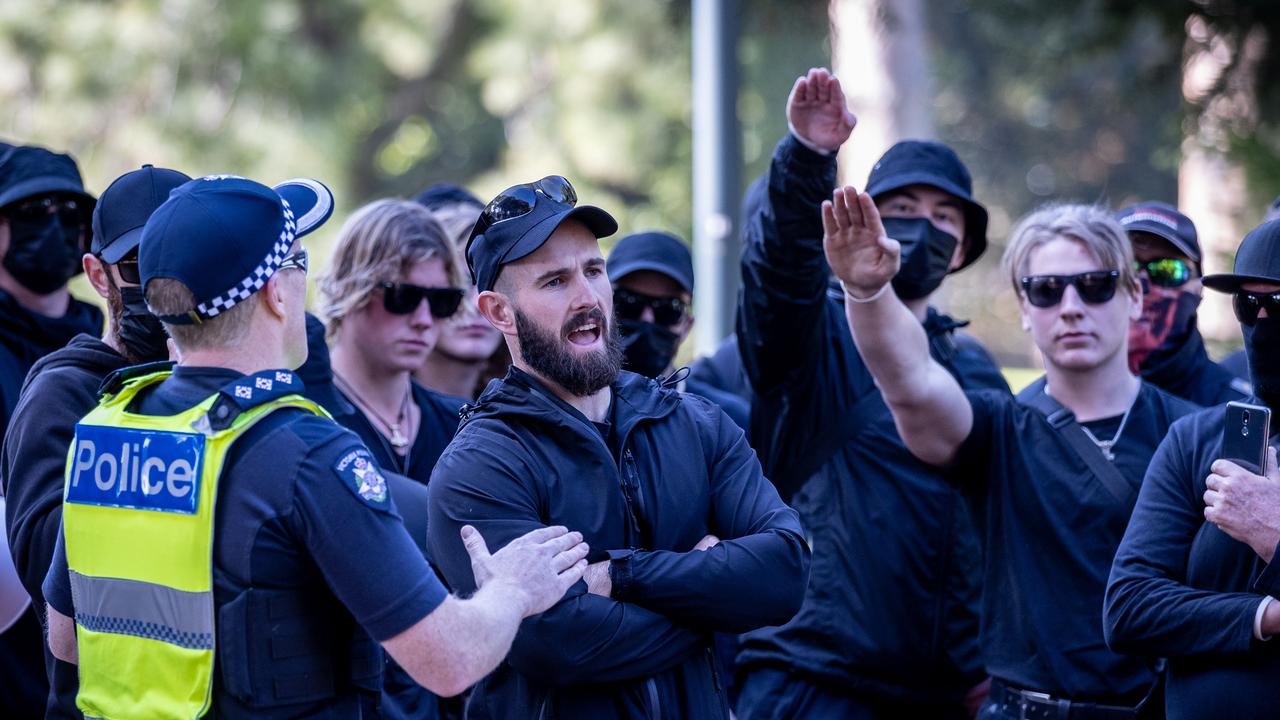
[1045,386,1135,462]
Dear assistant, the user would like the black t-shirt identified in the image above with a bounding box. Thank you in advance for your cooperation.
[954,380,1196,701]
[44,366,447,718]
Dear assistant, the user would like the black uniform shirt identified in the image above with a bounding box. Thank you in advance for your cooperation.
[955,380,1196,702]
[44,366,447,717]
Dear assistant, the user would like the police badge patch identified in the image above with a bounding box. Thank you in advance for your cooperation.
[333,447,390,508]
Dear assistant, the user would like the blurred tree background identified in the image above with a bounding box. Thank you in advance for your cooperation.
[2,0,1277,366]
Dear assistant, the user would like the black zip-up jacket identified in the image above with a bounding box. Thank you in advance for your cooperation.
[1140,326,1250,407]
[427,366,809,719]
[2,333,130,719]
[1105,402,1280,719]
[0,290,103,449]
[733,134,1009,705]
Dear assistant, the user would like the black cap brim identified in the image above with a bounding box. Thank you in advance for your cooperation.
[1202,273,1280,293]
[97,226,143,264]
[0,177,95,213]
[484,205,618,288]
[1124,224,1200,263]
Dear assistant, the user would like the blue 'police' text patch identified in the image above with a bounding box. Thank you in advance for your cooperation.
[333,447,390,509]
[65,424,206,515]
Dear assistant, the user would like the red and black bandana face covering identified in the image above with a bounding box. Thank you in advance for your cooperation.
[1128,287,1201,373]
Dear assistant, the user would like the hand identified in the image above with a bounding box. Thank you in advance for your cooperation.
[693,534,720,551]
[963,677,991,718]
[786,67,857,153]
[461,524,589,617]
[1204,447,1280,562]
[822,186,900,297]
[584,560,612,597]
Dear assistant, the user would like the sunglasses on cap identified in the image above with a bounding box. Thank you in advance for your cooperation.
[1234,289,1280,326]
[1135,258,1194,288]
[1020,270,1120,308]
[614,287,687,326]
[379,282,464,319]
[468,175,577,243]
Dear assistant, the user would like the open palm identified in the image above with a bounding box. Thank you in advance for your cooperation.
[787,67,857,153]
[822,186,899,296]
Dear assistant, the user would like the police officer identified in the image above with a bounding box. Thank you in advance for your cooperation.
[607,230,750,429]
[1106,219,1280,719]
[733,67,1007,719]
[828,196,1197,718]
[1,164,191,718]
[427,174,809,719]
[1119,201,1250,405]
[41,175,589,719]
[0,142,100,716]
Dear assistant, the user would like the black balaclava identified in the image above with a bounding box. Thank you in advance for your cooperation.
[619,318,680,379]
[1243,317,1280,412]
[3,209,83,294]
[883,216,958,301]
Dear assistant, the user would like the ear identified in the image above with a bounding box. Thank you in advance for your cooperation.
[82,254,113,300]
[477,289,517,336]
[261,272,290,322]
[1127,279,1144,322]
[677,313,694,343]
[1018,295,1032,332]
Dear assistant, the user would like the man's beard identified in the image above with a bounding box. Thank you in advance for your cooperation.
[515,307,622,397]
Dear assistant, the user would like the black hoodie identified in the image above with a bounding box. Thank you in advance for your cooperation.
[428,366,808,719]
[1,332,128,719]
[0,289,103,449]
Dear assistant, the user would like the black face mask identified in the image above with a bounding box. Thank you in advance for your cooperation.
[619,318,680,379]
[116,286,170,363]
[2,213,83,294]
[1243,317,1280,412]
[883,216,959,301]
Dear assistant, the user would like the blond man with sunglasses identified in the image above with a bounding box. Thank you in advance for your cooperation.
[825,195,1197,719]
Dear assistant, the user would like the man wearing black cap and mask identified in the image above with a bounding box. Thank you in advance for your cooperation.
[427,175,809,719]
[0,142,101,716]
[607,230,750,429]
[0,164,189,718]
[0,144,102,449]
[734,67,1007,719]
[1119,201,1250,406]
[1106,219,1280,719]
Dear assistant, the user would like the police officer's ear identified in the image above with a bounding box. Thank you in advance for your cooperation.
[476,288,517,337]
[82,253,113,301]
[261,271,290,322]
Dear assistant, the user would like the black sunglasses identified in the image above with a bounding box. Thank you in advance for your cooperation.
[113,248,141,285]
[1234,289,1280,326]
[1135,258,1195,288]
[614,287,687,326]
[468,175,577,244]
[1020,270,1121,308]
[8,195,85,225]
[379,282,464,319]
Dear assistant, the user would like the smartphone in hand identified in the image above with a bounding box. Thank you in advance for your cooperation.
[1222,401,1272,475]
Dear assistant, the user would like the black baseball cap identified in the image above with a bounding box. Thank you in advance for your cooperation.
[1115,201,1201,264]
[0,144,95,214]
[607,231,694,294]
[467,179,617,293]
[91,165,193,263]
[415,183,482,210]
[865,140,988,270]
[1203,219,1280,293]
[140,175,334,325]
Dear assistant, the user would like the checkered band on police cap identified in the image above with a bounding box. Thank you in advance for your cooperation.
[193,197,295,320]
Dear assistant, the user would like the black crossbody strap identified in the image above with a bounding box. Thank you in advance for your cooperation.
[1018,380,1137,506]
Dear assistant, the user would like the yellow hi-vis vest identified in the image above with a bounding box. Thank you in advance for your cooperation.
[61,368,328,720]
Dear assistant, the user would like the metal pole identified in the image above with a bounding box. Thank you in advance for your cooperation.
[692,0,741,356]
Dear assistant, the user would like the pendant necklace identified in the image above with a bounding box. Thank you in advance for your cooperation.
[334,373,413,449]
